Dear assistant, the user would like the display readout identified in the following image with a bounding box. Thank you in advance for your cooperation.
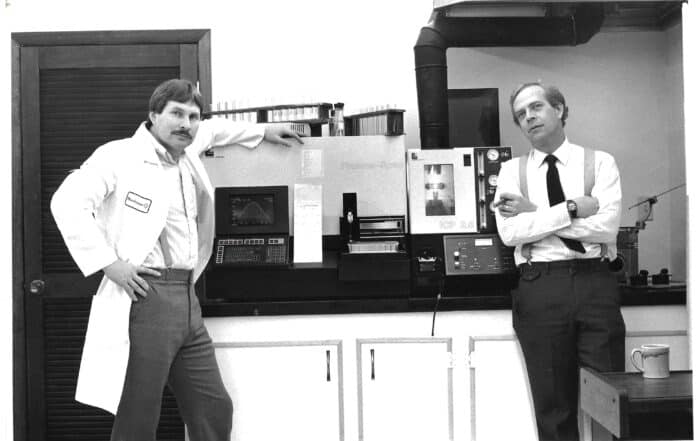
[474,238,493,247]
[230,194,275,226]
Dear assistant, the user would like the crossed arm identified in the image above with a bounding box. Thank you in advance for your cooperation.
[494,156,621,247]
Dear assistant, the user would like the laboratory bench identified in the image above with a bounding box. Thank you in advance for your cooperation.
[199,249,686,317]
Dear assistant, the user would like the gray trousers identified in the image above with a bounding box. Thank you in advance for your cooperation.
[512,258,626,441]
[110,269,232,441]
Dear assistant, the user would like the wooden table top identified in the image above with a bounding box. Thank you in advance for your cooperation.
[591,369,691,410]
[580,368,693,438]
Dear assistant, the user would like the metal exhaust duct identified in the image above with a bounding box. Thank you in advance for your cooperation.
[414,3,605,149]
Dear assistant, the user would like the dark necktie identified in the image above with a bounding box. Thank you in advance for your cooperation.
[544,154,586,253]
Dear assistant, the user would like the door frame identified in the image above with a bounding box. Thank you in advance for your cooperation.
[11,29,211,441]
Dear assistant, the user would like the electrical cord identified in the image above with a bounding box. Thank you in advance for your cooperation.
[430,277,444,337]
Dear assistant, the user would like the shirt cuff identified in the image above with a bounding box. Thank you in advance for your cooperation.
[551,202,573,229]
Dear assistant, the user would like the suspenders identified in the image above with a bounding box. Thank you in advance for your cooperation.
[518,148,608,262]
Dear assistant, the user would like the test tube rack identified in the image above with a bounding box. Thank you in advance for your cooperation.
[205,103,333,137]
[344,109,405,136]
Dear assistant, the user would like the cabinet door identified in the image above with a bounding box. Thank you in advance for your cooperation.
[214,341,343,441]
[358,338,453,441]
[469,337,538,441]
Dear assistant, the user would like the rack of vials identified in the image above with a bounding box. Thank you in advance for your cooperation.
[206,102,333,137]
[205,101,404,137]
[344,107,405,136]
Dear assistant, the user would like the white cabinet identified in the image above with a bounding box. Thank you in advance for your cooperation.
[213,341,343,441]
[357,338,453,441]
[200,305,688,441]
[468,336,538,441]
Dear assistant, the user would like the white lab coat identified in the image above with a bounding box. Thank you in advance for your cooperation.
[50,119,264,414]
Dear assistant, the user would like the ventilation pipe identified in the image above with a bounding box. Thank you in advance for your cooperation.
[414,3,605,149]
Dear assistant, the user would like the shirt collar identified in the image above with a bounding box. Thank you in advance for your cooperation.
[532,138,572,168]
[135,122,179,166]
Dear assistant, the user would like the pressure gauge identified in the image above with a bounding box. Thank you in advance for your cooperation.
[486,149,499,161]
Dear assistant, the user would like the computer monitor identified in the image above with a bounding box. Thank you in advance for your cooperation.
[215,186,289,236]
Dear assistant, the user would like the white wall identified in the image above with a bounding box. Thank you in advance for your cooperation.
[664,23,686,287]
[447,25,686,281]
[1,0,431,148]
[682,3,700,434]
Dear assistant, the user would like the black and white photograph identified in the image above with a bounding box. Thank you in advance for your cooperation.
[3,1,699,440]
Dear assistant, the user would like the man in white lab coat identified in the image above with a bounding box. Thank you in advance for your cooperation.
[51,78,302,441]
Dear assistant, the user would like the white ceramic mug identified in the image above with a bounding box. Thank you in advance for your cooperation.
[630,344,670,378]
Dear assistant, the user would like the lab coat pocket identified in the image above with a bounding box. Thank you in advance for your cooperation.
[75,291,132,415]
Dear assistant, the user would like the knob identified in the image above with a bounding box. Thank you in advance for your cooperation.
[29,279,45,295]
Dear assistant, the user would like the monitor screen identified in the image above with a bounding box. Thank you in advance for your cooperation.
[215,186,289,236]
[229,194,275,226]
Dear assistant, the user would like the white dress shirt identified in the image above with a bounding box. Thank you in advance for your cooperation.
[142,142,199,269]
[495,139,621,266]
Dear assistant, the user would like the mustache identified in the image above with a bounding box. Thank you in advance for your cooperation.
[172,130,192,139]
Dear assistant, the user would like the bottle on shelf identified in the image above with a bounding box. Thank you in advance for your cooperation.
[332,102,345,136]
[328,109,337,136]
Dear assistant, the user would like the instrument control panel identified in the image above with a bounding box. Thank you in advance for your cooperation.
[214,236,289,266]
[443,234,515,276]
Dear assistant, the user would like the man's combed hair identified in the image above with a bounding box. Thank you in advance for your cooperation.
[148,78,204,117]
[509,81,569,127]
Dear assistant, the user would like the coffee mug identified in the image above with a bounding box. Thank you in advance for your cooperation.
[630,344,670,378]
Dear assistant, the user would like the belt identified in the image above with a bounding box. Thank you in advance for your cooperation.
[144,268,193,283]
[518,258,611,274]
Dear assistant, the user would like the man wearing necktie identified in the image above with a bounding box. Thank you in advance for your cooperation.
[494,82,626,441]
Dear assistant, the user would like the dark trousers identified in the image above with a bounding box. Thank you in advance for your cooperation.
[111,269,232,441]
[512,259,626,441]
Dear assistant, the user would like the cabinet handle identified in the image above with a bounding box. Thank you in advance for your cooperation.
[370,348,375,380]
[326,350,331,382]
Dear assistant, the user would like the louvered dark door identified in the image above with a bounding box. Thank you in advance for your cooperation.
[16,31,211,441]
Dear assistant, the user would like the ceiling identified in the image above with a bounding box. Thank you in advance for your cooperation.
[600,2,682,30]
[435,2,683,31]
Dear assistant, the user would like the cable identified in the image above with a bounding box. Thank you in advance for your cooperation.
[430,277,444,337]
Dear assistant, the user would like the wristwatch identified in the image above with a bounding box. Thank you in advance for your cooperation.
[566,200,578,218]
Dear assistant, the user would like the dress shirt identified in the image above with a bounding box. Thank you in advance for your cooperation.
[495,139,621,266]
[142,139,199,270]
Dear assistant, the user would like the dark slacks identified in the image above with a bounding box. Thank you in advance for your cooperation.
[512,259,626,441]
[111,269,232,441]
